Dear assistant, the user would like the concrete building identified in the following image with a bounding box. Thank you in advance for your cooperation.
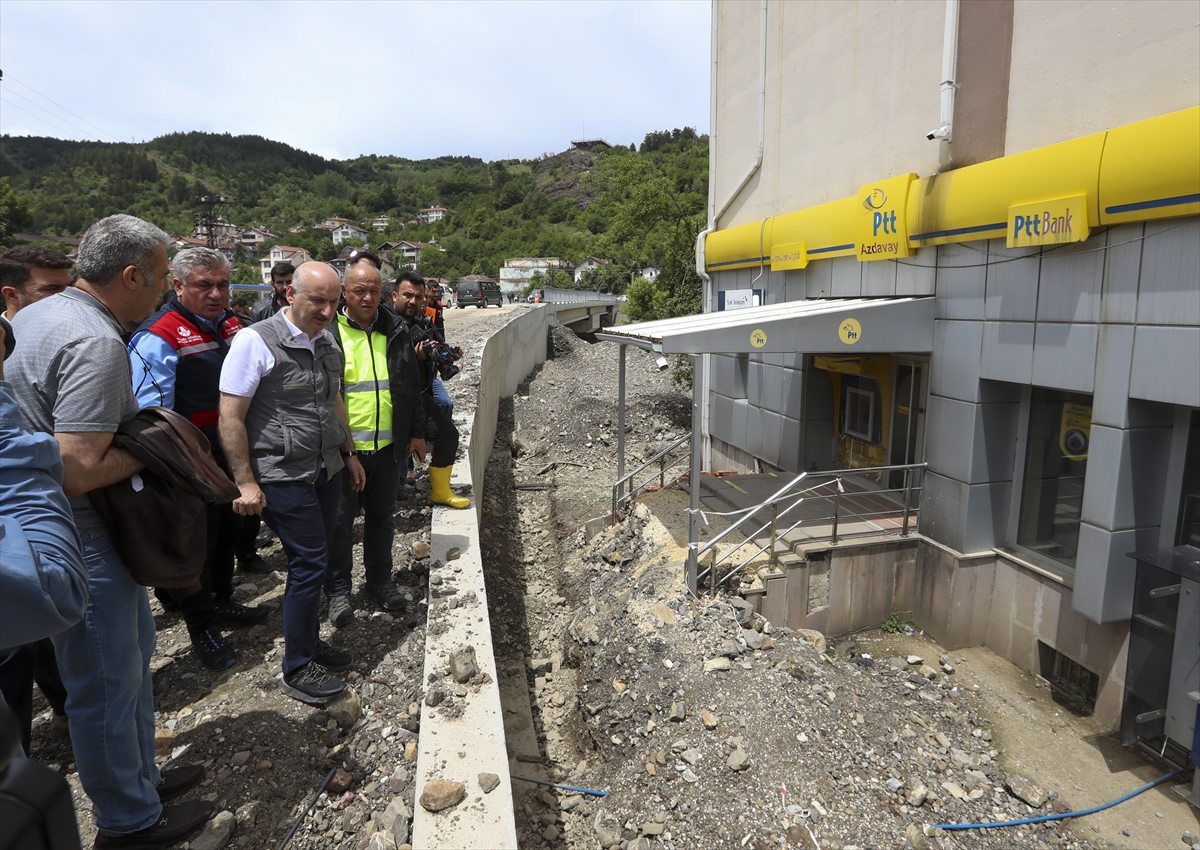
[418,206,450,224]
[604,0,1199,742]
[499,257,574,295]
[258,245,314,284]
[573,257,612,283]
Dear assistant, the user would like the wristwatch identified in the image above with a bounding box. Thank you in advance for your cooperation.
[341,450,357,458]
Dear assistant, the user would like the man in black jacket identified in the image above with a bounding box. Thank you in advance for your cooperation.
[324,257,426,626]
[249,262,294,321]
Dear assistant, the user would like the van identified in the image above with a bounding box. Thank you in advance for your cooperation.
[456,278,502,308]
[440,284,455,308]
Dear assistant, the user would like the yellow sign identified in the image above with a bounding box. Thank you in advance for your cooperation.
[1008,194,1090,248]
[750,329,767,349]
[1060,402,1092,460]
[856,173,916,261]
[838,318,862,345]
[770,240,807,271]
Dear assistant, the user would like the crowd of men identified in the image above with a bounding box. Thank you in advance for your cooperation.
[0,214,469,848]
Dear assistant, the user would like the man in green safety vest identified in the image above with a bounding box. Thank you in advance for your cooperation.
[324,255,427,626]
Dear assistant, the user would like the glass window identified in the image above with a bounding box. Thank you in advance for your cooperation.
[1017,387,1092,568]
[1175,409,1200,547]
[845,387,874,442]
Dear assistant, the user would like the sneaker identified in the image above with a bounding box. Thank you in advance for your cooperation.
[93,801,215,849]
[188,627,236,672]
[49,711,69,739]
[366,582,406,612]
[156,764,205,803]
[280,662,345,705]
[327,593,353,628]
[215,596,270,627]
[237,553,273,574]
[315,639,351,672]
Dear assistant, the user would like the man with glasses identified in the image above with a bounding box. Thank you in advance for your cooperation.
[129,248,270,671]
[251,261,294,321]
[324,253,426,625]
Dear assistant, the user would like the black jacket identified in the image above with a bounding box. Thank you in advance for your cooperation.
[330,306,427,454]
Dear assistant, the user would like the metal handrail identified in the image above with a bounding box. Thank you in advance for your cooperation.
[611,432,691,520]
[691,462,927,591]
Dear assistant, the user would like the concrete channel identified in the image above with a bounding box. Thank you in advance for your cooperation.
[412,302,615,849]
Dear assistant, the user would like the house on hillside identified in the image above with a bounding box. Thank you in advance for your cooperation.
[288,225,307,234]
[331,222,370,246]
[417,206,450,224]
[191,217,240,243]
[241,227,277,253]
[321,217,352,228]
[259,245,313,284]
[368,215,391,232]
[635,267,660,283]
[499,257,574,295]
[573,257,612,283]
[393,240,440,269]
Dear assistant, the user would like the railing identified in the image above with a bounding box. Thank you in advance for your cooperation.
[611,432,691,521]
[543,285,623,305]
[690,462,927,593]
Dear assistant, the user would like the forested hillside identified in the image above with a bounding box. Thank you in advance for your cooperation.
[0,128,707,313]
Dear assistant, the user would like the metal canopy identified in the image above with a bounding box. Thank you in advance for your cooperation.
[595,296,935,355]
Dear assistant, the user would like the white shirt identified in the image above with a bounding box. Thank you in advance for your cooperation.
[219,309,323,398]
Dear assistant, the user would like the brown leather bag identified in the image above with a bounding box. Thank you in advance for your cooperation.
[89,407,239,590]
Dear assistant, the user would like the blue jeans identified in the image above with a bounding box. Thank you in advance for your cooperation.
[431,377,454,418]
[51,530,161,836]
[263,470,341,676]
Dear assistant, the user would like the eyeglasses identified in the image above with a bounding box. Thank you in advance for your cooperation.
[347,249,381,269]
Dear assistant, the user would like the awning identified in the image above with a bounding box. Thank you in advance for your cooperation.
[595,296,934,355]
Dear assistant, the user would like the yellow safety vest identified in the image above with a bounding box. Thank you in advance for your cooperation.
[338,314,394,451]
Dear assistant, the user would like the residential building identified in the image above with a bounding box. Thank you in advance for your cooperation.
[603,0,1200,743]
[191,217,240,243]
[393,240,439,269]
[573,257,612,283]
[499,257,574,295]
[241,227,277,253]
[321,217,352,228]
[417,206,450,224]
[331,222,370,246]
[258,245,314,284]
[368,215,391,232]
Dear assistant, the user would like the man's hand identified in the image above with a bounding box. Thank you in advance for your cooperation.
[346,455,366,492]
[232,481,267,516]
[414,339,429,361]
[408,437,427,463]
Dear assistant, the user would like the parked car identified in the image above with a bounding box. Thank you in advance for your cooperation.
[457,278,502,308]
[440,283,455,308]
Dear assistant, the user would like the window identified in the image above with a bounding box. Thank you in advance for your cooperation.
[1175,409,1200,547]
[1015,387,1092,568]
[845,387,875,442]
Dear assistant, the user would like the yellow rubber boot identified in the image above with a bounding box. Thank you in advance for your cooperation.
[429,465,470,509]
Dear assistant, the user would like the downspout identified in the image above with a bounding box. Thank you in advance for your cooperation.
[933,0,960,172]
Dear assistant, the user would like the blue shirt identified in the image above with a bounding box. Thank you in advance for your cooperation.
[128,312,222,409]
[0,381,88,651]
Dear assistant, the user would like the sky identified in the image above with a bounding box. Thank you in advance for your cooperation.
[0,0,711,163]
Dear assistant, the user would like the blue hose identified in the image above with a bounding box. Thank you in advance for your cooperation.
[933,769,1184,831]
[511,774,609,797]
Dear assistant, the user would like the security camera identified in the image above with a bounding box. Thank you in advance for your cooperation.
[926,124,951,141]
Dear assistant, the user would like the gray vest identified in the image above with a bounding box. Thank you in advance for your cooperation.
[244,310,347,485]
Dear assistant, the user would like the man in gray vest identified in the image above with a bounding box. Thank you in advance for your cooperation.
[218,262,365,704]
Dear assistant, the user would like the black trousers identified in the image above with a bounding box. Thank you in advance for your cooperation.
[0,638,68,753]
[424,394,459,467]
[326,447,402,596]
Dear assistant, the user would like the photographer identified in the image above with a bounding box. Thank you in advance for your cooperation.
[395,272,469,509]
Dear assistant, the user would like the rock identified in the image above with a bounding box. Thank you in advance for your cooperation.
[543,824,561,841]
[1006,775,1048,808]
[741,629,764,651]
[728,597,755,626]
[934,732,951,748]
[703,657,732,673]
[650,604,677,625]
[681,748,701,765]
[189,810,235,850]
[424,690,444,707]
[388,767,409,793]
[1184,831,1198,846]
[234,802,258,832]
[796,629,827,654]
[681,768,698,783]
[906,655,924,665]
[949,748,976,769]
[229,750,251,767]
[328,768,354,794]
[941,663,955,674]
[645,762,656,776]
[449,646,479,683]
[368,833,397,850]
[478,772,500,793]
[886,778,904,793]
[701,709,718,729]
[905,782,929,807]
[412,541,430,559]
[382,796,411,842]
[419,778,465,812]
[628,838,652,850]
[529,657,553,675]
[328,688,363,729]
[613,679,628,692]
[331,790,355,810]
[642,820,665,836]
[918,665,939,680]
[669,702,686,722]
[255,760,272,770]
[726,748,750,771]
[718,641,742,659]
[404,741,418,762]
[905,823,932,850]
[154,729,175,758]
[596,821,623,848]
[940,781,966,800]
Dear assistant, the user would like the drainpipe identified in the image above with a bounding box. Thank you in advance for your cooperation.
[930,0,960,172]
[694,0,767,470]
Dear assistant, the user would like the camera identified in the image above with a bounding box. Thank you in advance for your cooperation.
[926,124,951,141]
[426,340,462,381]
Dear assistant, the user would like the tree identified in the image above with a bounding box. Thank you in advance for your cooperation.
[579,263,629,295]
[0,178,34,248]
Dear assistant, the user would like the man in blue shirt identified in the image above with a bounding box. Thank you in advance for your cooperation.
[128,248,269,672]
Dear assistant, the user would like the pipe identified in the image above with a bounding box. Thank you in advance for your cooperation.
[936,0,960,172]
[933,769,1183,831]
[511,775,609,797]
[277,768,337,850]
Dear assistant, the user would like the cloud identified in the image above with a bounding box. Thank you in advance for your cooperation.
[0,0,710,161]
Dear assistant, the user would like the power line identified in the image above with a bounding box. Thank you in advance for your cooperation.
[2,86,97,139]
[1,73,120,142]
[0,97,73,137]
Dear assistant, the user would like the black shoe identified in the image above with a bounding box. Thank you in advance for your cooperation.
[156,764,205,803]
[188,627,236,672]
[215,596,270,627]
[366,582,407,611]
[94,801,215,849]
[255,527,275,549]
[280,662,345,705]
[315,639,351,672]
[237,553,273,574]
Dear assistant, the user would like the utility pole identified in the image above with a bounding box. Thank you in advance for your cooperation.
[193,194,233,249]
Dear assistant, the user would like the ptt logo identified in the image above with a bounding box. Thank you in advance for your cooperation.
[862,188,887,211]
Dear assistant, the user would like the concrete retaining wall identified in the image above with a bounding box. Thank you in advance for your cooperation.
[413,306,552,849]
